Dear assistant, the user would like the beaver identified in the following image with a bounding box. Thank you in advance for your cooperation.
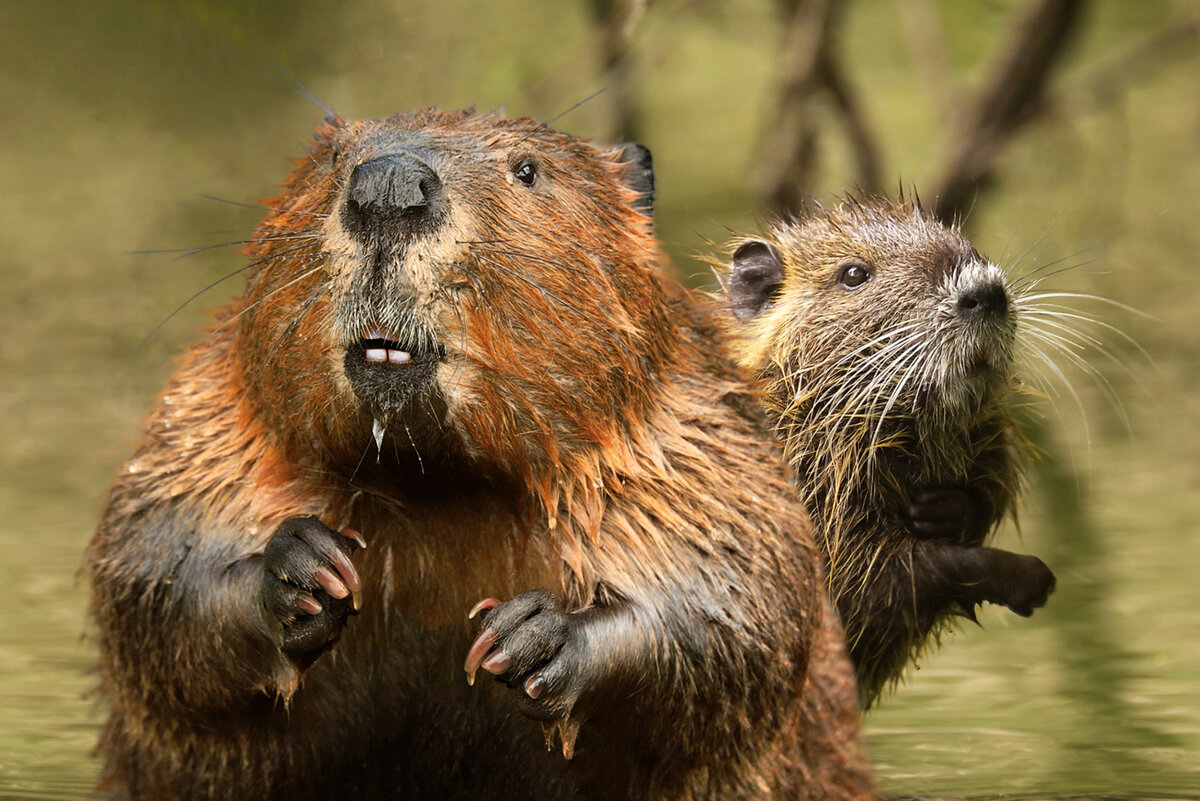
[726,196,1057,705]
[87,109,876,801]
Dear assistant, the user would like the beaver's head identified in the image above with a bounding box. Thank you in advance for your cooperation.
[729,198,1017,426]
[239,109,669,475]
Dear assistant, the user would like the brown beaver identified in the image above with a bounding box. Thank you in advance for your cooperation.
[87,109,876,801]
[726,197,1057,705]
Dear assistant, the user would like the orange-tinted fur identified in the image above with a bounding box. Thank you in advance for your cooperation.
[88,109,874,800]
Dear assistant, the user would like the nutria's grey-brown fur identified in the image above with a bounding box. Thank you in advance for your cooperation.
[728,197,1056,704]
[87,109,876,801]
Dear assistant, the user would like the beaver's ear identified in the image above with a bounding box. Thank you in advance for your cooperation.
[613,143,655,217]
[730,240,783,322]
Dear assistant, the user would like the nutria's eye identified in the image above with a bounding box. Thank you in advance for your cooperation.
[838,263,872,290]
[513,162,538,187]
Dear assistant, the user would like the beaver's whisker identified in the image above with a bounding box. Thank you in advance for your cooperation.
[218,255,328,333]
[199,194,332,219]
[456,238,520,249]
[135,263,258,354]
[861,351,923,447]
[470,245,597,281]
[1018,337,1092,441]
[1012,259,1103,291]
[1023,307,1149,381]
[1022,312,1105,353]
[134,239,326,353]
[131,232,324,260]
[471,253,634,356]
[438,290,471,394]
[1027,331,1123,402]
[826,355,907,444]
[401,423,425,475]
[249,291,324,385]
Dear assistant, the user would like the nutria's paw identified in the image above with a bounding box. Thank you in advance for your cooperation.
[464,590,586,724]
[907,487,993,543]
[995,553,1057,617]
[260,516,365,667]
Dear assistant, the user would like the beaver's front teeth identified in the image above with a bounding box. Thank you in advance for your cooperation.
[365,348,412,364]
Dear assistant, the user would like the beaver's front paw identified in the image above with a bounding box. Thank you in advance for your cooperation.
[260,516,365,668]
[464,590,591,754]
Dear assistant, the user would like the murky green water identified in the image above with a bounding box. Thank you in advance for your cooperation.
[3,2,1197,798]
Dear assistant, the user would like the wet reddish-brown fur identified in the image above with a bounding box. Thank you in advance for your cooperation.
[88,109,874,800]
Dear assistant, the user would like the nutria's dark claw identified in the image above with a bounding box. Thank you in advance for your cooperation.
[261,516,365,666]
[465,589,584,738]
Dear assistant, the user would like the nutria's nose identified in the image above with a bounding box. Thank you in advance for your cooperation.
[343,153,445,239]
[957,282,1009,320]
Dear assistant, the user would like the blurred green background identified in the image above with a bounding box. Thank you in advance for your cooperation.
[1,1,1197,798]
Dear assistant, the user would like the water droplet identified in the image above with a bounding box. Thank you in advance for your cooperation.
[372,418,386,463]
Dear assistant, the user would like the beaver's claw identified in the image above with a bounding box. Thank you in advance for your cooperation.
[465,589,587,756]
[260,516,365,667]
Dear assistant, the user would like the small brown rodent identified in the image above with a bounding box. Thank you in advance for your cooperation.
[727,196,1056,705]
[87,109,875,800]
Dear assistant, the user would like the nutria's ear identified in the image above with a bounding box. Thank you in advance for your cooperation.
[730,240,784,322]
[613,143,655,217]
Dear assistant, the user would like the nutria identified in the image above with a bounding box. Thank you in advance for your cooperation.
[727,197,1056,705]
[87,109,876,801]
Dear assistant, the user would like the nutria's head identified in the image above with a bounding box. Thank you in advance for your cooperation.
[730,198,1017,439]
[237,109,668,474]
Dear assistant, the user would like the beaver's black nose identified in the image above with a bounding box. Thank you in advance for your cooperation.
[957,282,1009,320]
[343,153,445,241]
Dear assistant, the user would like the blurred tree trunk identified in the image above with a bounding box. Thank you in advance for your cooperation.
[587,0,650,141]
[755,0,1096,224]
[756,0,881,215]
[931,0,1090,223]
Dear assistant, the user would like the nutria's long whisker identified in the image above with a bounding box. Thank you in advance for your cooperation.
[1008,247,1102,290]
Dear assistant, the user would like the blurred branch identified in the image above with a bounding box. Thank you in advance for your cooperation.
[756,0,882,215]
[931,0,1090,224]
[587,0,651,141]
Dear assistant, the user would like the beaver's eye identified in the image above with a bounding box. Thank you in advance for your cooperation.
[838,263,872,290]
[514,162,538,187]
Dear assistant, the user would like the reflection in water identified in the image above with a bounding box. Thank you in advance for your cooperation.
[1031,418,1182,787]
